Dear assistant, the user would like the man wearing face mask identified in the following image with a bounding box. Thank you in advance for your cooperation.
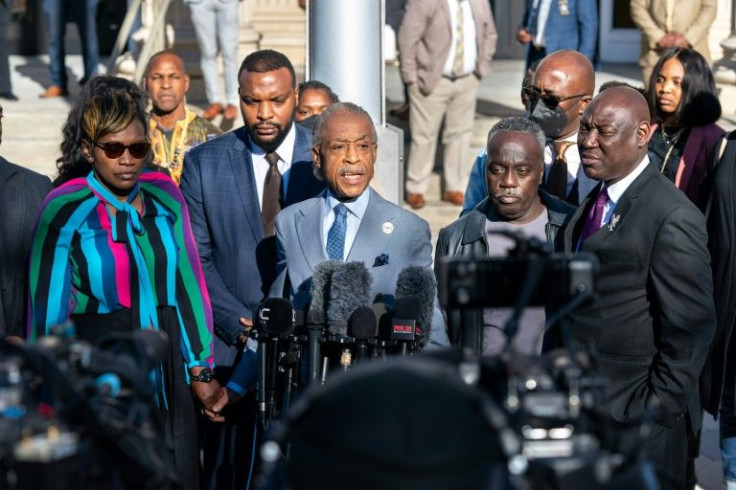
[461,50,596,214]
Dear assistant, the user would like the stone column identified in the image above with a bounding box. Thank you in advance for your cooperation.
[714,0,736,114]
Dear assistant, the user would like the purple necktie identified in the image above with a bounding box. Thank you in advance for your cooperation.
[579,187,609,245]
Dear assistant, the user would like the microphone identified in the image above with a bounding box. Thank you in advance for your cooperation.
[257,298,297,334]
[371,301,393,358]
[306,261,341,384]
[395,266,437,347]
[326,262,373,336]
[391,296,421,355]
[255,298,296,425]
[348,307,377,362]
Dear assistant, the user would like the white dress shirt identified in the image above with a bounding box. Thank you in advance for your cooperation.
[442,0,478,77]
[249,124,297,210]
[321,189,371,261]
[600,155,650,226]
[542,133,597,204]
[532,0,553,47]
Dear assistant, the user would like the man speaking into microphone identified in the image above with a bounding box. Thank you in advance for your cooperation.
[270,102,449,347]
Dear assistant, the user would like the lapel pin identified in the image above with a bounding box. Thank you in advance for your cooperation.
[382,222,394,235]
[607,214,621,232]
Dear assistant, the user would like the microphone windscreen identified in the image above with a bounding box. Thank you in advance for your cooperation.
[327,262,373,336]
[348,307,377,340]
[307,260,342,325]
[257,297,295,335]
[396,266,437,343]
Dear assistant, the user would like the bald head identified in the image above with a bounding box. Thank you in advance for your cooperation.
[145,50,186,76]
[592,86,651,124]
[144,50,190,119]
[578,86,653,185]
[536,50,595,95]
[531,50,595,139]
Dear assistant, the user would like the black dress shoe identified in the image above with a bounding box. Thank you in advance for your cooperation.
[0,92,19,101]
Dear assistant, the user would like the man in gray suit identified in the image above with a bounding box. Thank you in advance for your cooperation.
[271,102,449,347]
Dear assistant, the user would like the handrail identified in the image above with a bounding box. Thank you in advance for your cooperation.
[134,0,174,84]
[105,0,143,75]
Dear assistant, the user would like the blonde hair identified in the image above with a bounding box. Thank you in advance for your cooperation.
[82,88,148,143]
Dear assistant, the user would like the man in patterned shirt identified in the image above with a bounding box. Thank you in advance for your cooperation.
[144,50,221,184]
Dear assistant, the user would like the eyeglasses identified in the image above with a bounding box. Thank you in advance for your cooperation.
[93,141,151,159]
[526,88,587,109]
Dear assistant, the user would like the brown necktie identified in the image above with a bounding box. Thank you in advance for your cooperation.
[547,140,573,200]
[262,151,282,237]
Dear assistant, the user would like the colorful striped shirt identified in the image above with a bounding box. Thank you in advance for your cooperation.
[28,171,214,368]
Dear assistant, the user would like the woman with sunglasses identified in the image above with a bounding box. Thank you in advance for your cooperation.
[27,87,222,489]
[646,47,724,208]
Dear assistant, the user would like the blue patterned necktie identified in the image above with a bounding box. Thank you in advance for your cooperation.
[326,204,348,261]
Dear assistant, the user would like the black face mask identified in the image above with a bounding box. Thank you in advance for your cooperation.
[529,99,568,139]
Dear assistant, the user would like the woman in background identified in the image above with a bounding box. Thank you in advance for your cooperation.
[646,47,724,209]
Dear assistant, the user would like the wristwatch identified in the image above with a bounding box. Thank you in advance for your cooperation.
[190,367,215,383]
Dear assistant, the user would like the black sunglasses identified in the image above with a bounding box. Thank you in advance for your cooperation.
[526,88,587,109]
[93,140,151,159]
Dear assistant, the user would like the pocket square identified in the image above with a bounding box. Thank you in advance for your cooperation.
[373,253,389,267]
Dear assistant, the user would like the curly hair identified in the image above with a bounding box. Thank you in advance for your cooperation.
[54,76,149,186]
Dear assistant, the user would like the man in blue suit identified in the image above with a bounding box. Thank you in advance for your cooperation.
[271,102,449,347]
[517,0,598,69]
[180,49,324,490]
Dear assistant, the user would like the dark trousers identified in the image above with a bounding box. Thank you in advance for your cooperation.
[42,0,99,87]
[0,2,10,93]
[643,417,690,490]
[201,366,260,490]
[525,45,546,71]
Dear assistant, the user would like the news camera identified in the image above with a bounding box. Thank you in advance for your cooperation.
[0,325,179,490]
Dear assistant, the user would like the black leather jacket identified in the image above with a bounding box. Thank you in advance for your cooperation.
[434,190,576,345]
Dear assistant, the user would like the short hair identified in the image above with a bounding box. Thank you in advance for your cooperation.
[55,76,149,186]
[81,89,148,144]
[239,49,296,88]
[646,47,721,127]
[144,49,187,77]
[312,102,377,148]
[486,117,545,158]
[599,80,645,96]
[298,80,339,103]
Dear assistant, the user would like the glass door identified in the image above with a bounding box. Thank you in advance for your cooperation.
[599,0,640,62]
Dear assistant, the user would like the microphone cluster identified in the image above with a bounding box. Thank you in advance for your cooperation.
[251,261,439,427]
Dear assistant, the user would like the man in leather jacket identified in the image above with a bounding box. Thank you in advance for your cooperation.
[435,117,575,354]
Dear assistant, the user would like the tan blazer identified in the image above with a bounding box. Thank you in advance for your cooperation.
[630,0,717,77]
[398,0,497,95]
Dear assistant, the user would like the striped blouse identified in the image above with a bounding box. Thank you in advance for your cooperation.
[28,171,214,368]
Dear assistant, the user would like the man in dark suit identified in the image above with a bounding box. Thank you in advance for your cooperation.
[517,0,598,69]
[271,102,449,347]
[180,49,324,490]
[565,86,715,489]
[0,103,52,338]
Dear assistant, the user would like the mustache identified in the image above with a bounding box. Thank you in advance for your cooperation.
[251,121,283,130]
[338,167,366,176]
[494,192,522,199]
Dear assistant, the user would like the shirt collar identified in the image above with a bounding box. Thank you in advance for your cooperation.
[324,188,371,221]
[605,155,650,204]
[247,122,296,164]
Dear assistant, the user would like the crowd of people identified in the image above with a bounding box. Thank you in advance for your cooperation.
[0,0,735,489]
